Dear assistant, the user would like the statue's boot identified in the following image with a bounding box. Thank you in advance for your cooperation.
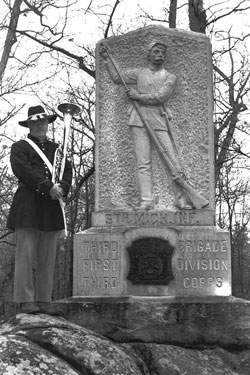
[137,173,154,210]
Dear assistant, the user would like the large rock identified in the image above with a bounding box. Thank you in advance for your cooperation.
[127,343,250,375]
[0,313,147,375]
[2,297,250,374]
[0,334,80,375]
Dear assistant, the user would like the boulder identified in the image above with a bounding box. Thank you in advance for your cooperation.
[0,313,147,375]
[1,297,250,374]
[126,343,250,375]
[0,334,80,375]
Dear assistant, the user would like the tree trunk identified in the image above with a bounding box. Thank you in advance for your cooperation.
[188,0,206,33]
[169,0,177,28]
[0,0,23,81]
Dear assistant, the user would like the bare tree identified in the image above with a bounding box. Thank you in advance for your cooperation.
[169,0,178,28]
[216,159,250,298]
[206,0,250,29]
[0,0,23,81]
[188,0,206,33]
[213,31,250,185]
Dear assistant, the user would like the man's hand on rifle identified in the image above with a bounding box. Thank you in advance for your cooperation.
[99,43,110,59]
[127,88,141,101]
[50,183,63,200]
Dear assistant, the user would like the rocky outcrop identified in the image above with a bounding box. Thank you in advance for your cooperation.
[1,297,250,374]
[126,343,250,375]
[0,313,147,375]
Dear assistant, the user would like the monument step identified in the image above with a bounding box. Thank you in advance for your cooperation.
[54,296,250,350]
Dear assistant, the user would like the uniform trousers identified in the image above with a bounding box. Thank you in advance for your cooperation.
[131,126,183,206]
[13,228,60,303]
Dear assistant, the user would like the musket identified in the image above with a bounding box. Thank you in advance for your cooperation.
[101,43,209,209]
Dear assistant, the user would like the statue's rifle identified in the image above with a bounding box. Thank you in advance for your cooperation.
[52,102,81,235]
[102,44,208,209]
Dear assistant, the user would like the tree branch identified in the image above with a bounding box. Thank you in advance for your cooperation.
[104,0,121,38]
[0,0,23,81]
[15,29,95,78]
[207,1,250,27]
[67,165,95,204]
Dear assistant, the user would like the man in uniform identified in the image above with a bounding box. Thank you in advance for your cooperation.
[7,105,72,314]
[100,41,194,210]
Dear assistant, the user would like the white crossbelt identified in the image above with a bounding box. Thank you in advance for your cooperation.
[24,138,67,236]
[25,138,53,173]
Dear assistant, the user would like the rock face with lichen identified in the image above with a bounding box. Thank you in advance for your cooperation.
[0,314,147,375]
[1,297,250,375]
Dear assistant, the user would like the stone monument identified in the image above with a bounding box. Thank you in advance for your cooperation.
[73,25,231,298]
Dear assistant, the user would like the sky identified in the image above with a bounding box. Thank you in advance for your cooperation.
[1,0,250,138]
[78,0,250,45]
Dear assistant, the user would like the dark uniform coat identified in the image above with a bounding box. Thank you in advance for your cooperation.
[7,134,72,231]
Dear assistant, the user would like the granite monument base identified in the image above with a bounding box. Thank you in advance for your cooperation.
[73,209,231,297]
[51,296,250,349]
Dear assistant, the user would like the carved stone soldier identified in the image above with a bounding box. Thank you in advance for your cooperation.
[100,41,208,210]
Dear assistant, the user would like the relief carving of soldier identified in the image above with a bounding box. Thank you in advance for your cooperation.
[100,40,208,211]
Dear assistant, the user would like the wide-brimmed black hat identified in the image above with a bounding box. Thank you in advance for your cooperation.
[18,105,57,127]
